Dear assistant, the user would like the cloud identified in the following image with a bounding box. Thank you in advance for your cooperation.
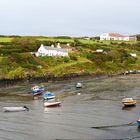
[0,0,139,36]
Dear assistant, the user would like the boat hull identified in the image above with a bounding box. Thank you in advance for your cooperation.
[122,98,136,107]
[31,85,44,96]
[3,107,28,112]
[32,91,43,96]
[137,121,140,126]
[44,101,61,107]
[122,101,136,106]
[76,83,82,88]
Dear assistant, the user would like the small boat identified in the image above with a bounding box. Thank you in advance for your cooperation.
[137,118,140,126]
[76,82,82,88]
[43,100,61,107]
[122,98,136,106]
[3,106,29,112]
[43,92,55,100]
[31,85,45,96]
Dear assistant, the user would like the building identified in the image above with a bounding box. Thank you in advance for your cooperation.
[100,33,130,41]
[130,53,137,57]
[129,36,137,41]
[96,49,104,53]
[36,44,69,57]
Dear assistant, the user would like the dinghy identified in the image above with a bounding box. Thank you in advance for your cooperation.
[43,92,55,100]
[43,101,61,107]
[31,85,45,96]
[76,82,82,88]
[137,118,140,126]
[3,106,29,112]
[122,97,136,106]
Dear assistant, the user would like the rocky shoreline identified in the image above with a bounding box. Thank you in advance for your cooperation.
[0,73,114,87]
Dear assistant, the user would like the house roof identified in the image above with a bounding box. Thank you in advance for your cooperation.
[108,33,128,37]
[42,45,68,53]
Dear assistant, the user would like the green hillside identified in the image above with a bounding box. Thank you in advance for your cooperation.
[0,36,139,79]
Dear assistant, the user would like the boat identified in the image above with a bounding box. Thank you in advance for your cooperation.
[76,82,82,88]
[43,92,55,100]
[122,98,136,106]
[137,118,140,126]
[43,100,61,107]
[3,106,29,112]
[31,85,45,96]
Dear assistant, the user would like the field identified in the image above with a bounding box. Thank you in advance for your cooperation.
[0,37,13,42]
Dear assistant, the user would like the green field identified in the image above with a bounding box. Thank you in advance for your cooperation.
[0,37,13,42]
[37,37,74,43]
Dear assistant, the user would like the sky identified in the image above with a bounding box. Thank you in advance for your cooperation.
[0,0,140,36]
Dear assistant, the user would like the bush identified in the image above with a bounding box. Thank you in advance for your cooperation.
[7,67,25,79]
[69,54,78,61]
[63,56,70,63]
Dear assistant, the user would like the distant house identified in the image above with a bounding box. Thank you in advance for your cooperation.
[96,49,104,53]
[100,33,130,41]
[129,36,137,41]
[36,44,68,57]
[130,53,137,57]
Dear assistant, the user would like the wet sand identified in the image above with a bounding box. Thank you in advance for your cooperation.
[0,75,140,140]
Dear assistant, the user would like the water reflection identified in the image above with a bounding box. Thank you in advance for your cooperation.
[44,106,61,112]
[137,126,140,132]
[122,105,136,111]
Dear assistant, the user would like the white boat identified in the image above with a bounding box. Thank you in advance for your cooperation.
[43,101,61,107]
[76,82,82,88]
[122,98,136,106]
[3,106,29,112]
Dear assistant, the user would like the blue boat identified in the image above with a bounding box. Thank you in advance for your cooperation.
[43,92,55,100]
[137,118,140,126]
[31,85,45,96]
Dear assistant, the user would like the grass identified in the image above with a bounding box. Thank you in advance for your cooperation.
[0,37,13,42]
[47,57,93,76]
[0,35,139,79]
[37,37,74,43]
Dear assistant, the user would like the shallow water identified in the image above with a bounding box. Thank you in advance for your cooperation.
[0,75,140,140]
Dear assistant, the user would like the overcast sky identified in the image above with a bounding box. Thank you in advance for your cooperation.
[0,0,139,36]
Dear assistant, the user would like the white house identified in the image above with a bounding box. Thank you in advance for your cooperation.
[96,49,104,53]
[130,53,137,57]
[100,33,130,41]
[35,44,68,57]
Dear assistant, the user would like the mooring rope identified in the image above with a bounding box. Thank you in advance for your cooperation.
[91,121,137,129]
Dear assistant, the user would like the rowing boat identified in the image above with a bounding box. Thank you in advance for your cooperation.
[3,106,29,112]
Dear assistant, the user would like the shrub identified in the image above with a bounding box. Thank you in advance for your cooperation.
[63,56,70,63]
[69,54,78,61]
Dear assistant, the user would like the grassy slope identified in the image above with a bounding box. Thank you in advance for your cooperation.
[0,37,13,42]
[0,36,139,79]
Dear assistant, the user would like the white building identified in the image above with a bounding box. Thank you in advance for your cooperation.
[130,53,137,57]
[100,33,130,41]
[36,44,68,57]
[96,49,104,53]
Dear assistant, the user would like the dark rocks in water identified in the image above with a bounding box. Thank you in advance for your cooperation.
[0,73,116,87]
[0,73,90,87]
[0,78,25,87]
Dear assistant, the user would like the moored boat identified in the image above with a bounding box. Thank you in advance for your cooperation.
[31,85,45,96]
[3,106,29,112]
[43,100,61,107]
[137,118,140,126]
[122,98,136,106]
[43,92,55,100]
[76,82,82,88]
